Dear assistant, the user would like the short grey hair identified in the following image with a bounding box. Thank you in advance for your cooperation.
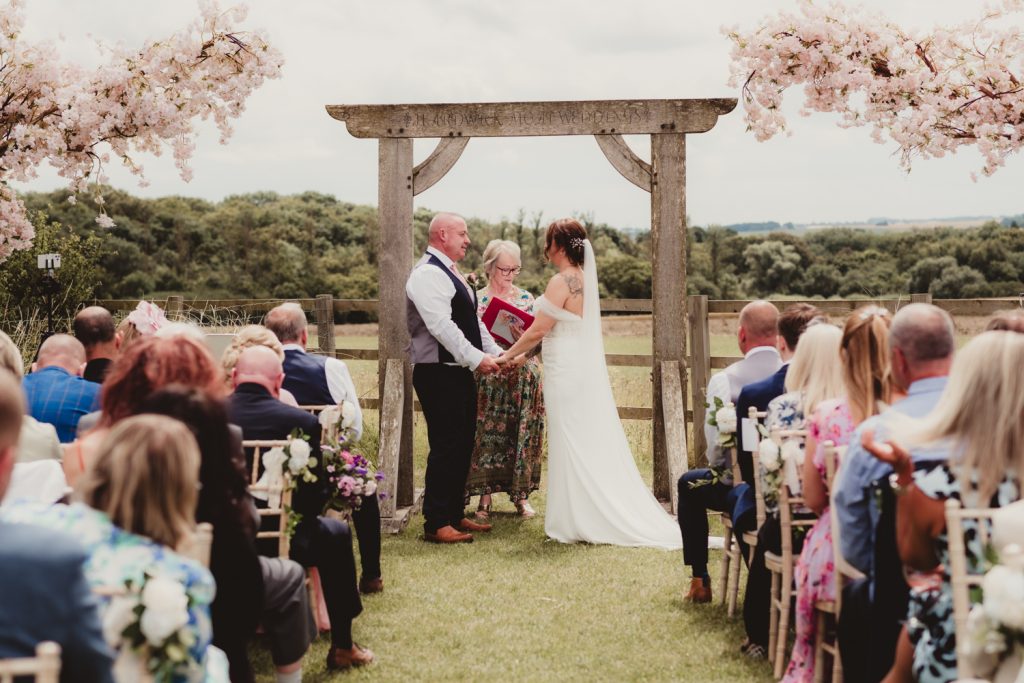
[265,303,307,344]
[481,239,522,278]
[890,303,955,364]
[0,331,23,378]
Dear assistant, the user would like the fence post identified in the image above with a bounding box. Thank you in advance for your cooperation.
[314,294,336,354]
[688,294,710,468]
[166,295,183,321]
[911,292,933,305]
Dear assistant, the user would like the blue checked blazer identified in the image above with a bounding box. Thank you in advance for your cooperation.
[23,367,101,443]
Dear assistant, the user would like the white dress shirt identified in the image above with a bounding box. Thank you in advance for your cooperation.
[703,345,782,470]
[405,246,501,370]
[281,343,364,441]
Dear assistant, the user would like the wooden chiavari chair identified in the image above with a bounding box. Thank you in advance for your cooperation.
[243,439,294,558]
[0,642,61,683]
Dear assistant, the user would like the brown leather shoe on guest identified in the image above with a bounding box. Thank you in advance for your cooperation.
[684,578,712,604]
[325,643,374,671]
[457,518,492,533]
[424,525,473,544]
[359,576,384,594]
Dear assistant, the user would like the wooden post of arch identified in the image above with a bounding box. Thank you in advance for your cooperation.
[327,98,735,516]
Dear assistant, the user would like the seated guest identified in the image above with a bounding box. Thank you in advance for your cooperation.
[783,305,893,682]
[73,306,121,384]
[227,346,373,670]
[678,300,781,603]
[861,330,1023,683]
[63,336,225,487]
[1,414,228,681]
[0,369,113,682]
[0,331,61,463]
[114,300,168,352]
[221,325,301,407]
[986,309,1024,333]
[739,318,839,659]
[833,304,955,680]
[264,303,363,438]
[736,303,823,481]
[265,305,382,593]
[23,334,100,443]
[140,386,313,683]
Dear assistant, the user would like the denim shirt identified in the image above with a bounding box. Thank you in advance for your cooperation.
[833,376,949,591]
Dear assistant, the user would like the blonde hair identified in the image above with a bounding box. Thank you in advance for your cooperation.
[221,325,285,387]
[841,305,893,423]
[902,331,1024,502]
[481,239,522,278]
[0,331,23,379]
[0,369,24,450]
[77,414,200,549]
[785,323,844,416]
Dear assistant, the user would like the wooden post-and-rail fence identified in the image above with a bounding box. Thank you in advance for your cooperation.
[96,292,1019,524]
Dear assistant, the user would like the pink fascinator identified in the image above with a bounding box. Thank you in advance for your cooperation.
[126,300,168,336]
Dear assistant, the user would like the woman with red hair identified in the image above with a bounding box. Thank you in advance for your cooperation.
[63,335,225,486]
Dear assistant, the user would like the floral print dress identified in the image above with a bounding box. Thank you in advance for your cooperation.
[466,286,545,503]
[907,464,1020,683]
[783,398,855,683]
[0,501,228,683]
[763,390,805,514]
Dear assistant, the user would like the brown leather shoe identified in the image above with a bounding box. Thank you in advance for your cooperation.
[684,578,712,603]
[424,525,473,544]
[325,643,374,670]
[359,576,384,594]
[457,518,492,533]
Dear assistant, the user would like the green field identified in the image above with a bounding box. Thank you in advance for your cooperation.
[251,332,772,682]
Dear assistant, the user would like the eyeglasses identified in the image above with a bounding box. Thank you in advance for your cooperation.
[495,266,521,276]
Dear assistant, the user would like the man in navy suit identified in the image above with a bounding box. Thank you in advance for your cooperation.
[227,346,373,671]
[735,303,823,659]
[264,303,384,594]
[0,369,114,682]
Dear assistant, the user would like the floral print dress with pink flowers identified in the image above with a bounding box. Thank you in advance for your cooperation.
[783,397,855,683]
[465,287,545,503]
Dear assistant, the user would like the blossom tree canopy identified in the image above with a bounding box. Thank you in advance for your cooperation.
[0,0,283,260]
[725,0,1024,179]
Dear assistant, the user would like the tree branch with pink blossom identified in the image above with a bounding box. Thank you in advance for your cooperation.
[0,0,282,260]
[725,0,1024,179]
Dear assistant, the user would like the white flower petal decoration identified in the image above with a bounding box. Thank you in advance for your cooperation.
[139,576,190,646]
[759,438,781,471]
[341,401,357,429]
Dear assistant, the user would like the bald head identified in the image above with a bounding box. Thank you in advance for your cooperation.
[232,345,284,396]
[890,303,954,388]
[265,304,307,345]
[35,334,87,375]
[428,212,470,262]
[738,301,780,353]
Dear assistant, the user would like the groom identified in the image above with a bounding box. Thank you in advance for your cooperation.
[406,212,502,543]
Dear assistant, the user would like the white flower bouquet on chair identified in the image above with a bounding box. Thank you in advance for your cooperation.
[254,431,319,537]
[102,572,197,682]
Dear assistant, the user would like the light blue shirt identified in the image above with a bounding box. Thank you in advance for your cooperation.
[833,376,949,590]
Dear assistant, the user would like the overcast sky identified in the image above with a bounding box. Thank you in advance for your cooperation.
[16,0,1024,229]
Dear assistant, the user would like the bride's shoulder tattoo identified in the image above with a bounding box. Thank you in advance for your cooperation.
[560,272,583,298]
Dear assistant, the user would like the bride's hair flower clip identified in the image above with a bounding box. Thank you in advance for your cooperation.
[126,300,169,336]
[570,237,585,249]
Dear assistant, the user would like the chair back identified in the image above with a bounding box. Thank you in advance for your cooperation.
[772,428,815,563]
[747,407,768,526]
[945,498,998,680]
[299,405,331,416]
[0,642,61,683]
[181,522,214,569]
[243,439,294,558]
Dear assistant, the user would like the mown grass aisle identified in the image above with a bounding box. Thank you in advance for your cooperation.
[252,491,773,682]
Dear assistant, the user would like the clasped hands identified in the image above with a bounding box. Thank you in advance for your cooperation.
[477,352,526,374]
[860,428,914,487]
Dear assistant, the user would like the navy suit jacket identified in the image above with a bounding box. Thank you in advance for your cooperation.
[0,522,113,683]
[227,383,327,545]
[736,364,789,483]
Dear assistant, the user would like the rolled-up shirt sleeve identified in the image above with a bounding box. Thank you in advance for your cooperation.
[406,266,487,370]
[325,358,364,441]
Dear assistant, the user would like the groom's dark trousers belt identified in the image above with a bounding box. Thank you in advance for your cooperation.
[412,363,478,534]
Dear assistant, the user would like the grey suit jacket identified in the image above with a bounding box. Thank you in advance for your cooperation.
[0,521,114,682]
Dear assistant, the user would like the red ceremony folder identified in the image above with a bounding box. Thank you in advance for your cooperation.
[480,297,535,347]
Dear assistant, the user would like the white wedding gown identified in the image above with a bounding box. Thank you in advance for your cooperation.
[537,241,682,550]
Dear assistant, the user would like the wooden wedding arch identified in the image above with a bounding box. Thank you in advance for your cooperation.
[326,98,736,528]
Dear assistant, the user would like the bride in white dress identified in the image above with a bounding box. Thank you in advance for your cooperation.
[499,219,681,549]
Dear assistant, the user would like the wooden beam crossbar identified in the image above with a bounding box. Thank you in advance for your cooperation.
[594,134,652,192]
[412,137,470,195]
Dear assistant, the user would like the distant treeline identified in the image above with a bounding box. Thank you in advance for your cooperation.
[5,189,1023,321]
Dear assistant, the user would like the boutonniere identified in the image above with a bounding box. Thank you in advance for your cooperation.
[465,272,479,287]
